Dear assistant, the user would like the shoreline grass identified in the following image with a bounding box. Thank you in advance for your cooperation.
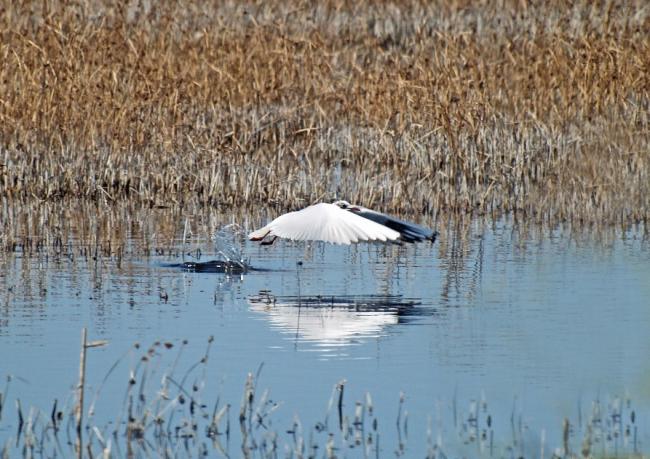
[0,335,645,458]
[0,1,648,224]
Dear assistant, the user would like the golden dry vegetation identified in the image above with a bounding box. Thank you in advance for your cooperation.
[1,0,648,223]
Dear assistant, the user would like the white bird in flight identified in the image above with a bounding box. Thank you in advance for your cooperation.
[249,200,437,245]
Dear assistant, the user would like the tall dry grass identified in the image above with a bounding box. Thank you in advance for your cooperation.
[0,1,648,223]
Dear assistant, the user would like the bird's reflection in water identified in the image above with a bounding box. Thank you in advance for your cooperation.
[248,291,429,352]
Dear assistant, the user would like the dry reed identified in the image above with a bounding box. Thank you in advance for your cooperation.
[0,1,648,224]
[0,336,644,458]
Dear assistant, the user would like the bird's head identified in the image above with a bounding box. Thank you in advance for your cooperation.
[333,200,360,212]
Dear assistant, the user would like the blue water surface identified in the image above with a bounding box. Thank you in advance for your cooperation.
[0,217,648,457]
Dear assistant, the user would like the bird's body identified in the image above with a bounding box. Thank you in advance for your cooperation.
[249,201,437,245]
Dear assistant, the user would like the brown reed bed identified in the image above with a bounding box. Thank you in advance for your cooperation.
[0,1,648,224]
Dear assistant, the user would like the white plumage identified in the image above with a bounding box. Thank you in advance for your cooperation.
[248,203,400,245]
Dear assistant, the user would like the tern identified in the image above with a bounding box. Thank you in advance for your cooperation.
[248,201,437,245]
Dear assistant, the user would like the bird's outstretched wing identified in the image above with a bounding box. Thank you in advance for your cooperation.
[351,207,438,243]
[249,203,400,245]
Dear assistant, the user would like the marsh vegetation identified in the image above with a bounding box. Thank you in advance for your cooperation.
[0,335,644,459]
[1,1,648,222]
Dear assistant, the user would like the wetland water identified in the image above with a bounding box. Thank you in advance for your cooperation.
[0,214,648,457]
